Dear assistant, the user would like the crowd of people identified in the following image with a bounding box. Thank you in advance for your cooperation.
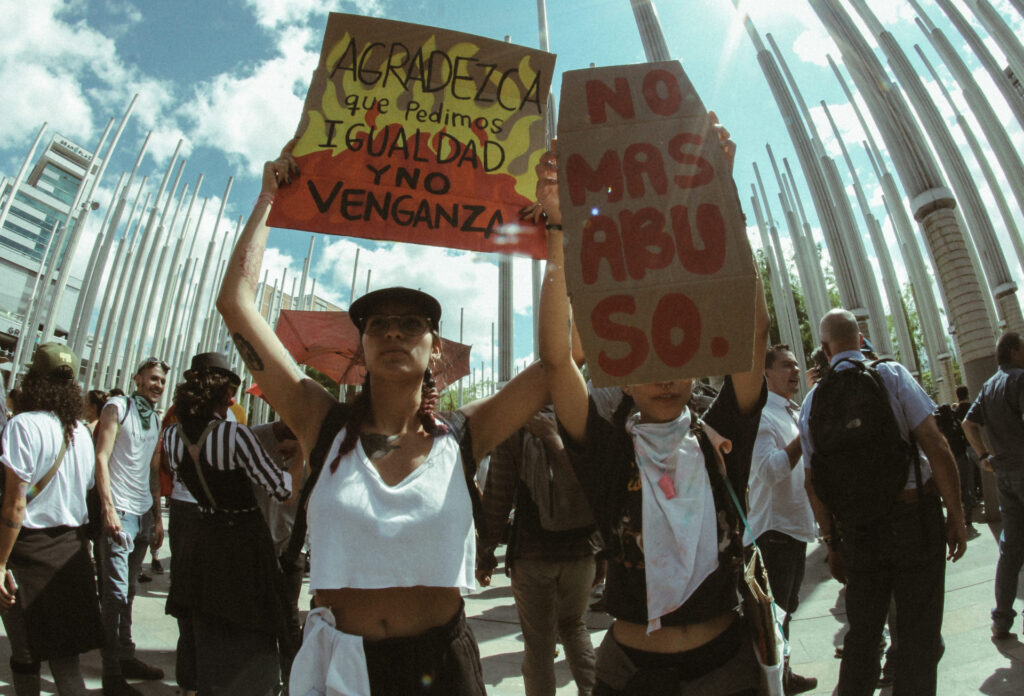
[0,133,1017,696]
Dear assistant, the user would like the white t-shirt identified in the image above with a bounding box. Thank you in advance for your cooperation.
[1,411,95,529]
[104,396,160,515]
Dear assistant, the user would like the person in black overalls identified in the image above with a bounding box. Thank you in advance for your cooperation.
[162,353,295,695]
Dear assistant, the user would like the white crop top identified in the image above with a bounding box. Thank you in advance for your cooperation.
[307,428,476,594]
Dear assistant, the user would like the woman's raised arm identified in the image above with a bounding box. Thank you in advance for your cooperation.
[216,142,335,454]
[534,152,589,444]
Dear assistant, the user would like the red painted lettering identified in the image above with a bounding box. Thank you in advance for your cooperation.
[671,203,727,275]
[623,142,667,199]
[667,133,713,189]
[580,215,627,284]
[585,77,635,124]
[651,293,701,367]
[620,207,673,280]
[642,69,682,115]
[592,295,648,377]
[566,151,623,206]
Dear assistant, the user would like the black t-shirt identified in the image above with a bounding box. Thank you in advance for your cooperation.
[562,376,767,626]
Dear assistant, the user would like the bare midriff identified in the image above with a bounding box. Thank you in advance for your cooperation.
[611,611,737,654]
[314,586,463,641]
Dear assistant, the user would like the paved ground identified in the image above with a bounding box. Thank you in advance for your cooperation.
[1,505,1022,695]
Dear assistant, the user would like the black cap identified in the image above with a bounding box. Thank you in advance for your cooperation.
[348,287,442,333]
[186,352,241,386]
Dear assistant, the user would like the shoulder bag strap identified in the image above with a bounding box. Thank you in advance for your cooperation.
[25,435,69,504]
[179,421,221,510]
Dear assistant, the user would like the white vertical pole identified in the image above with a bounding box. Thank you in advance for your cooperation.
[69,171,124,349]
[71,130,151,356]
[0,123,47,237]
[85,181,149,389]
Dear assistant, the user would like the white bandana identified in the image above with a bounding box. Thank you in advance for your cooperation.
[626,408,720,633]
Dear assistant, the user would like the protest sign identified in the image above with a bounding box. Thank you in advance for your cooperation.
[557,61,756,387]
[268,13,555,259]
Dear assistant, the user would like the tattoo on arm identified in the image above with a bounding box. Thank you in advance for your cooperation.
[238,244,263,283]
[233,332,265,371]
[1,517,21,530]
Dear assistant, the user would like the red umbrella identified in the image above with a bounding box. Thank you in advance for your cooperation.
[249,310,471,395]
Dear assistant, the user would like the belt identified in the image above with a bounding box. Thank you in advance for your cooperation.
[895,478,937,503]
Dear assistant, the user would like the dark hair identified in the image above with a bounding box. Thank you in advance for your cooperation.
[955,385,969,401]
[329,367,448,474]
[765,344,791,370]
[86,389,109,414]
[15,369,82,443]
[997,332,1021,365]
[173,371,237,432]
[109,387,125,397]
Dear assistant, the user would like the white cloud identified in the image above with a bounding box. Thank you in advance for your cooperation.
[0,0,175,155]
[791,28,835,67]
[311,236,529,364]
[183,26,319,175]
[244,0,385,29]
[810,101,866,158]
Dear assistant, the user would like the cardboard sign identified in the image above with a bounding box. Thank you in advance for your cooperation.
[557,61,756,387]
[268,13,555,259]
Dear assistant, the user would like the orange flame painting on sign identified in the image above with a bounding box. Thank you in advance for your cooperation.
[269,14,556,259]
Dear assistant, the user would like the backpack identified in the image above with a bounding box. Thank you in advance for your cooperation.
[808,358,919,527]
[934,403,968,458]
[517,410,595,532]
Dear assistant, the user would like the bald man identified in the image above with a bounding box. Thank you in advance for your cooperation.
[798,309,966,696]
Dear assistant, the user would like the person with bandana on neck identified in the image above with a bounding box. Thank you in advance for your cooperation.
[93,357,169,696]
[533,140,772,694]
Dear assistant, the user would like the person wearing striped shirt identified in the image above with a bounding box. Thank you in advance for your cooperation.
[161,352,297,696]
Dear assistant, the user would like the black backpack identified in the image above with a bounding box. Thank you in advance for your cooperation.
[808,358,919,527]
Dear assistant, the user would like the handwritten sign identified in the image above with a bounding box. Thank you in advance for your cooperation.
[268,13,555,259]
[557,61,756,387]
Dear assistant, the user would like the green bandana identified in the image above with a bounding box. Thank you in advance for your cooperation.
[131,393,156,430]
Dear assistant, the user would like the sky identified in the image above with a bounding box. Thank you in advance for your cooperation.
[2,0,1023,380]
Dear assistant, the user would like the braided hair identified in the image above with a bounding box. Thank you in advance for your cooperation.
[329,367,449,474]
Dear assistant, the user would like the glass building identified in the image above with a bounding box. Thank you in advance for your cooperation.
[0,134,98,353]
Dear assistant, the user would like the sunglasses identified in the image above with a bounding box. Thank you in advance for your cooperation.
[363,315,432,337]
[136,356,170,374]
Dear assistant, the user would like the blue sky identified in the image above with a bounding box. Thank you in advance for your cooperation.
[2,0,1023,375]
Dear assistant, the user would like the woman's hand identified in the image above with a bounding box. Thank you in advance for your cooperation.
[261,139,301,196]
[708,111,736,174]
[522,148,561,226]
[0,566,16,611]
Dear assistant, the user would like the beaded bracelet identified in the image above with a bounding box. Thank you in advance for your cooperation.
[256,192,275,206]
[545,223,563,231]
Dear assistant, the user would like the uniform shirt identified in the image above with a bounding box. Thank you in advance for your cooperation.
[1,412,94,529]
[749,391,816,542]
[162,419,291,513]
[965,363,1024,472]
[104,396,160,515]
[799,350,935,488]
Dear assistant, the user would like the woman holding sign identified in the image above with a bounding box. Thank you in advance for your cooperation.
[534,147,772,695]
[217,142,548,696]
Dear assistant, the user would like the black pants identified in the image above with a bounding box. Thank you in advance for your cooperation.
[839,495,946,696]
[756,531,807,639]
[363,605,485,696]
[593,617,760,695]
[168,499,201,690]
